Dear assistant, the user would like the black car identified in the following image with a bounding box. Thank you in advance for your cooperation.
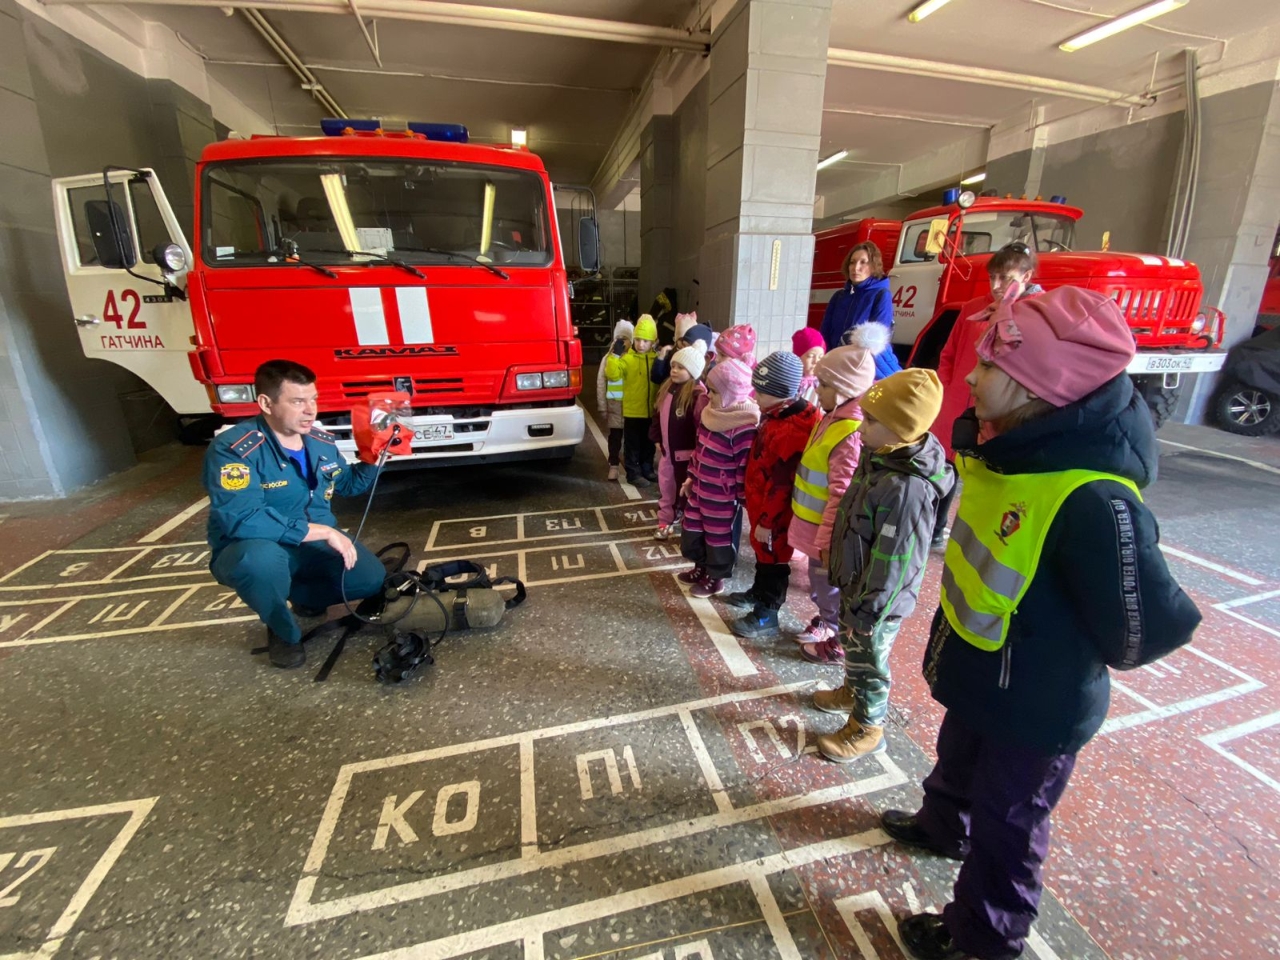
[1213,326,1280,436]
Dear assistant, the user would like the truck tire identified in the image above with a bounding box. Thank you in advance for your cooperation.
[1213,380,1280,436]
[1132,376,1180,430]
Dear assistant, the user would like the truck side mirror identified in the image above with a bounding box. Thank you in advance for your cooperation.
[578,217,601,274]
[924,218,949,257]
[84,198,137,269]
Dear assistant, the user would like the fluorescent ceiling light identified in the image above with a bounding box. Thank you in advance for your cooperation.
[817,150,848,171]
[961,171,987,185]
[1059,0,1188,52]
[510,127,527,147]
[908,0,955,22]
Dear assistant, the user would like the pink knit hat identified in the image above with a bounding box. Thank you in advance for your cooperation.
[674,312,698,342]
[814,338,880,405]
[707,358,755,407]
[976,286,1136,407]
[792,327,825,356]
[716,324,757,364]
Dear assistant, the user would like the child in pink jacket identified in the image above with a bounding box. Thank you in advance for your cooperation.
[788,326,883,659]
[650,341,709,539]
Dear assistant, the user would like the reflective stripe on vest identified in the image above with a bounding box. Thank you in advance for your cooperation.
[605,378,624,401]
[791,417,860,525]
[939,456,1141,651]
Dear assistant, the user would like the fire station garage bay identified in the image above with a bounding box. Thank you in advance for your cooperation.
[4,0,1280,957]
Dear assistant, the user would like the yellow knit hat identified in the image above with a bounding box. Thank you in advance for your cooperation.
[634,314,658,341]
[860,369,944,443]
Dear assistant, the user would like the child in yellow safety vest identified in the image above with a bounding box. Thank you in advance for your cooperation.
[596,319,634,481]
[787,324,886,649]
[605,314,660,484]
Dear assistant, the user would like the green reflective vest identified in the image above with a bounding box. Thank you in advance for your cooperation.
[940,455,1140,651]
[791,418,861,525]
[605,375,624,401]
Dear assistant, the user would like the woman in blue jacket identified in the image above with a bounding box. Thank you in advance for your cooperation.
[819,241,901,380]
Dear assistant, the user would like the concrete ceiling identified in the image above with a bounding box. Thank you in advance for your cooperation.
[123,0,1279,198]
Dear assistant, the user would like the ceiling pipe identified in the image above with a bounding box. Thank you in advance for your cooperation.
[347,0,381,68]
[826,47,1154,107]
[42,0,712,52]
[241,8,346,118]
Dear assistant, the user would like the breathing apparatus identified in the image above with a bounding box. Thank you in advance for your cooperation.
[312,393,528,683]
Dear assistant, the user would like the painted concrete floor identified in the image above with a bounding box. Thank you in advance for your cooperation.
[0,410,1278,960]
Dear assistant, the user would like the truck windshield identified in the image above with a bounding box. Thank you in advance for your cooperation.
[899,210,1076,264]
[201,158,552,269]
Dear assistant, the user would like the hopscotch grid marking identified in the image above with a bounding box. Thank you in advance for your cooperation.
[150,585,204,627]
[0,615,260,649]
[0,541,206,586]
[0,798,157,960]
[1160,545,1264,586]
[343,828,892,959]
[291,739,905,923]
[520,739,538,858]
[0,570,211,593]
[292,682,886,923]
[679,582,757,678]
[15,600,80,640]
[0,550,55,584]
[678,709,733,814]
[0,582,220,606]
[137,497,210,543]
[749,873,803,960]
[1216,607,1280,640]
[1215,588,1280,610]
[1200,709,1280,796]
[98,550,155,582]
[607,542,628,574]
[424,500,660,528]
[1102,645,1265,734]
[835,890,909,959]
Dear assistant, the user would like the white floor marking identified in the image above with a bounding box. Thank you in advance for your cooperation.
[1215,606,1280,640]
[424,501,660,551]
[1101,645,1265,734]
[1200,710,1280,796]
[1159,438,1280,477]
[835,890,909,959]
[678,582,758,678]
[749,873,803,960]
[137,497,210,543]
[346,828,892,960]
[678,709,733,814]
[901,880,921,913]
[580,399,642,501]
[520,739,538,858]
[1215,588,1280,610]
[0,797,157,960]
[1159,545,1264,586]
[1027,929,1065,960]
[522,934,544,960]
[0,614,259,649]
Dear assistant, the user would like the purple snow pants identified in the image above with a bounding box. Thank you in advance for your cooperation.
[915,711,1077,960]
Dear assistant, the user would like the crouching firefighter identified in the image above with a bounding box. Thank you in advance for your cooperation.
[204,359,403,669]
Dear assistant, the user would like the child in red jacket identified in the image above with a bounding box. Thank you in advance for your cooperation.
[725,351,822,638]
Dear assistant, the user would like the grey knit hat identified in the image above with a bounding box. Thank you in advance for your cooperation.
[751,351,803,399]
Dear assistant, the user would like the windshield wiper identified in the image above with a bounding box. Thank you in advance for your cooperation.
[270,241,338,278]
[395,245,510,280]
[316,249,427,280]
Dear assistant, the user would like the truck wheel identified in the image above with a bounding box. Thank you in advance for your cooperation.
[1213,380,1280,436]
[1132,376,1180,430]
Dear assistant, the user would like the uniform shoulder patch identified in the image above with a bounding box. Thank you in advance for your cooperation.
[308,427,338,445]
[220,463,251,491]
[229,430,265,459]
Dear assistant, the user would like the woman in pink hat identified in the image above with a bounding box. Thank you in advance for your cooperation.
[879,285,1202,960]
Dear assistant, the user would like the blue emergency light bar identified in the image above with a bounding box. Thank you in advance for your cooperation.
[320,118,469,143]
[407,121,469,143]
[1051,195,1068,204]
[942,188,960,205]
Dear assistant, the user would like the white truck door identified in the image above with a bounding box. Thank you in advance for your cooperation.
[52,169,211,414]
[889,219,945,348]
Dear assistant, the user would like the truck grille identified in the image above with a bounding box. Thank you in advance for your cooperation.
[340,377,466,401]
[1102,282,1202,341]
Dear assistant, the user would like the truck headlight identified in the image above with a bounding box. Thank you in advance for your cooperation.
[1190,314,1207,334]
[542,370,570,388]
[156,242,188,273]
[515,373,544,390]
[216,384,256,404]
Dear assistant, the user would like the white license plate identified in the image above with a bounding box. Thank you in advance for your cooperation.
[1126,351,1227,374]
[1147,357,1196,371]
[413,424,454,441]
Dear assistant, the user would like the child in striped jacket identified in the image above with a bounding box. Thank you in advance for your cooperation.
[678,358,760,598]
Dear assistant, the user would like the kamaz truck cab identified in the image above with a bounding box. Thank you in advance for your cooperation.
[52,119,593,463]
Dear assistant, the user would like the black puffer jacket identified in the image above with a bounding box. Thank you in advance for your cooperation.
[923,375,1202,754]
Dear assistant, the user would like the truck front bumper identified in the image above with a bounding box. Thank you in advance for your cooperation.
[326,403,584,464]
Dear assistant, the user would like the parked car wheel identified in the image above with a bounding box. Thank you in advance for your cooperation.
[1214,380,1280,436]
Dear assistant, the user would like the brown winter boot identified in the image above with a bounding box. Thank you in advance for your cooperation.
[817,717,885,763]
[812,686,856,715]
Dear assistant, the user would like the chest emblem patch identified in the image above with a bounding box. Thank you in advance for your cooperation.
[996,501,1027,545]
[220,463,251,491]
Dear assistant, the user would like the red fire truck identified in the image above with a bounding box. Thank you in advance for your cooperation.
[1256,225,1280,333]
[810,191,1228,425]
[51,120,592,464]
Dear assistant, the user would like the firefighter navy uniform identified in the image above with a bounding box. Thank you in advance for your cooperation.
[203,416,385,644]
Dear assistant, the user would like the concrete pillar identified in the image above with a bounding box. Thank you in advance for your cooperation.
[699,0,833,357]
[1182,79,1280,421]
[639,115,676,313]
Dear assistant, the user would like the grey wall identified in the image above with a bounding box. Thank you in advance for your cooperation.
[669,74,709,320]
[0,0,218,499]
[987,111,1182,254]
